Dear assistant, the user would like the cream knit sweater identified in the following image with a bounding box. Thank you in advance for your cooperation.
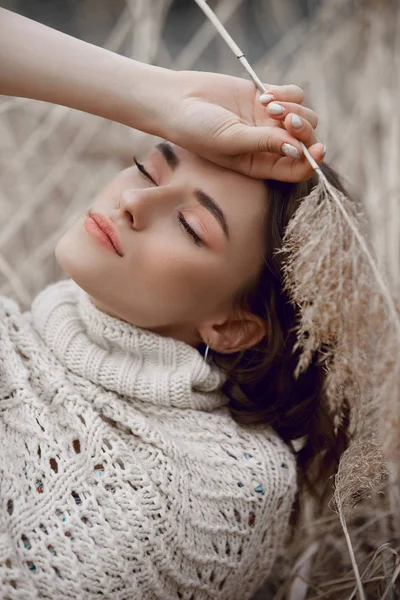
[0,278,297,600]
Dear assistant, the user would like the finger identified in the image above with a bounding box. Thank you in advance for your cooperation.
[273,142,326,182]
[205,142,326,180]
[283,142,326,181]
[265,102,318,128]
[260,83,305,105]
[219,122,304,160]
[283,113,319,147]
[221,141,326,180]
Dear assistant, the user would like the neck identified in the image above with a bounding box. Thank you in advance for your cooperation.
[89,295,204,348]
[30,278,227,412]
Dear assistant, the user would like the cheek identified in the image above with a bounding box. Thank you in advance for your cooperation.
[126,232,224,303]
[136,234,204,285]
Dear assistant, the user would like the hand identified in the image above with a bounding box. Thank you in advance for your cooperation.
[161,70,324,181]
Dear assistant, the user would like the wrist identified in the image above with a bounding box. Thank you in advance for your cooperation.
[123,61,180,138]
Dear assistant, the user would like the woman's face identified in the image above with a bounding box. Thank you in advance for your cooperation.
[55,142,268,350]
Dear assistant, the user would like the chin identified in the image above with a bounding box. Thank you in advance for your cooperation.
[55,231,127,325]
[54,227,103,298]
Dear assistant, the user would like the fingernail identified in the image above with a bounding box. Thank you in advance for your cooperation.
[282,143,301,159]
[291,114,303,128]
[267,102,285,115]
[259,93,274,105]
[322,144,327,157]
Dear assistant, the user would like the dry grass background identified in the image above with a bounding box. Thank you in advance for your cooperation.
[0,0,399,598]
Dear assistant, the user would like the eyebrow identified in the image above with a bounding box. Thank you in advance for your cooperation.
[155,142,230,241]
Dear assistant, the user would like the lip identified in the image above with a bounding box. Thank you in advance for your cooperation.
[88,211,123,256]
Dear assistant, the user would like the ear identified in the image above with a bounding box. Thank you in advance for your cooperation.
[198,311,267,355]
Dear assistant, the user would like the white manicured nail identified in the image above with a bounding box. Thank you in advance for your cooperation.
[259,93,274,104]
[282,143,301,159]
[267,102,285,115]
[322,144,327,156]
[291,114,303,128]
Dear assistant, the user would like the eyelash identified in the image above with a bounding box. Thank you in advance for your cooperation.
[133,157,202,247]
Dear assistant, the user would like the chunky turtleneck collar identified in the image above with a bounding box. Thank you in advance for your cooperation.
[30,278,228,412]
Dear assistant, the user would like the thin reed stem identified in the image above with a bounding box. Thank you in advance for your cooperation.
[336,503,366,600]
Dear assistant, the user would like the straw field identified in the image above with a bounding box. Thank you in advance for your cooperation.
[0,0,399,598]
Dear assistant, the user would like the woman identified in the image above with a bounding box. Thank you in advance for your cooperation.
[0,8,345,600]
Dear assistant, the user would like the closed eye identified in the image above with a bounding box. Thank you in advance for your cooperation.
[133,157,157,185]
[133,157,203,247]
[177,213,202,246]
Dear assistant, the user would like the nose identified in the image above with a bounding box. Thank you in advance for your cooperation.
[119,185,178,230]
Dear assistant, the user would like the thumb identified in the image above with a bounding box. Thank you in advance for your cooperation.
[218,123,303,159]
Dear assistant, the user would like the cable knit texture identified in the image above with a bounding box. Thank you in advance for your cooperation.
[0,278,297,600]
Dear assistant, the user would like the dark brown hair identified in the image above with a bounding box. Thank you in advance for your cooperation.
[199,162,352,525]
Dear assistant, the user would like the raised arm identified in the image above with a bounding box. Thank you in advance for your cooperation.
[0,7,170,135]
[0,8,325,180]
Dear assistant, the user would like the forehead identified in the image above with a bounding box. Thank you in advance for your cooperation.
[167,143,266,218]
[171,144,268,254]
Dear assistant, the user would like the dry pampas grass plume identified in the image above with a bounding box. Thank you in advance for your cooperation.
[278,177,398,600]
[194,1,400,598]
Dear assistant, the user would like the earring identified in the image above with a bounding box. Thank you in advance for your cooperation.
[204,342,212,364]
